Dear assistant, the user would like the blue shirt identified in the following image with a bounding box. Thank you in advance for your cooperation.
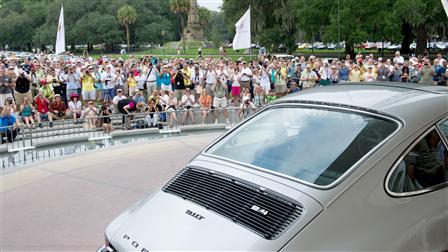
[339,67,349,81]
[160,73,171,86]
[0,115,16,132]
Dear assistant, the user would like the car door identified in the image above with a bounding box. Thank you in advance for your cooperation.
[384,118,448,251]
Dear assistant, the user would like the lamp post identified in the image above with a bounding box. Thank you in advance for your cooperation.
[162,29,166,57]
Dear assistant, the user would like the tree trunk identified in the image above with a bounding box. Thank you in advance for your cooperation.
[180,15,186,53]
[400,21,412,55]
[416,24,427,56]
[344,40,355,59]
[125,23,130,51]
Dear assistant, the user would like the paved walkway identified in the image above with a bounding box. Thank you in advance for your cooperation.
[0,133,220,251]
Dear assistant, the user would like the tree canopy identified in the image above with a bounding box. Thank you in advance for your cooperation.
[0,0,179,51]
[222,0,448,55]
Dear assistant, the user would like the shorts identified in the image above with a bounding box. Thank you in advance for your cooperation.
[82,90,96,100]
[213,97,227,108]
[174,89,184,101]
[14,91,32,105]
[161,84,172,92]
[128,86,139,96]
[231,86,241,96]
[274,84,287,94]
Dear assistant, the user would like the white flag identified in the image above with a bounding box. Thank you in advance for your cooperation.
[442,0,448,18]
[55,5,65,55]
[232,7,251,50]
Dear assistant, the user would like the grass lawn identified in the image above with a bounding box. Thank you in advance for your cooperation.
[87,53,256,62]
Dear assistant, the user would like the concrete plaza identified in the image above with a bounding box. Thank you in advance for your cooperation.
[0,133,220,251]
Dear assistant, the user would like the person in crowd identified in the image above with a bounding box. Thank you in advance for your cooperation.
[231,67,241,105]
[419,60,435,85]
[93,65,103,102]
[34,91,53,127]
[266,89,278,103]
[99,104,114,133]
[159,65,172,93]
[173,64,189,104]
[14,67,33,105]
[203,63,216,96]
[211,79,230,125]
[65,65,81,100]
[349,65,363,82]
[112,89,127,105]
[165,91,178,128]
[300,64,318,89]
[81,66,97,102]
[0,105,21,143]
[67,93,82,121]
[240,61,253,90]
[83,101,98,129]
[318,62,332,86]
[144,99,159,128]
[49,94,67,121]
[46,67,62,97]
[198,89,212,124]
[363,66,376,82]
[190,64,204,98]
[102,65,116,101]
[0,66,14,108]
[20,97,35,128]
[39,79,55,100]
[180,88,195,125]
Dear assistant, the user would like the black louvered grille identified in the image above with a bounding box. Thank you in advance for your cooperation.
[163,167,303,239]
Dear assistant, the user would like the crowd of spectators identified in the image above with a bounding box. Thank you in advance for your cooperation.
[0,50,446,142]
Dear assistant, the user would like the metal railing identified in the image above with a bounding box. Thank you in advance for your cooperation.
[0,106,259,152]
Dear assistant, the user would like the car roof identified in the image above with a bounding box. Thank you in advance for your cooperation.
[279,83,448,123]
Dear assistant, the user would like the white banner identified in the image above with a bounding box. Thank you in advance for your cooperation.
[232,7,251,50]
[442,0,448,18]
[55,5,65,55]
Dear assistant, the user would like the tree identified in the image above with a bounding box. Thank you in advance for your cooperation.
[198,7,210,28]
[117,4,137,51]
[393,0,447,55]
[170,0,190,53]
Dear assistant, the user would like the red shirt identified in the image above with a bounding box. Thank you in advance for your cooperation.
[35,97,49,114]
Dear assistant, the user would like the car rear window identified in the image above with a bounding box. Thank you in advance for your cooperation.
[207,106,398,186]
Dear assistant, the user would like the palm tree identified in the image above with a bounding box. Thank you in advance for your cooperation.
[117,4,137,51]
[198,7,210,29]
[170,0,191,53]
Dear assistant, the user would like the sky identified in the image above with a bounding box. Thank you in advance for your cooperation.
[197,0,223,12]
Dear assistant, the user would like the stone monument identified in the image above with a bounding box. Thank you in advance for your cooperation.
[184,0,205,41]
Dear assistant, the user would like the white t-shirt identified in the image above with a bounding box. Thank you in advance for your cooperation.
[145,66,159,82]
[216,69,229,83]
[260,68,271,87]
[112,95,127,105]
[159,94,169,106]
[363,72,375,82]
[204,70,216,85]
[232,73,241,87]
[101,71,116,89]
[240,67,252,82]
[68,100,82,111]
[181,94,195,107]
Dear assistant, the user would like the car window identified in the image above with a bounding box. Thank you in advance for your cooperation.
[207,106,398,186]
[388,128,448,194]
[439,119,448,140]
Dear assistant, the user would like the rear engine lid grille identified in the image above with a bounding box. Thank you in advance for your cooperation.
[163,167,303,240]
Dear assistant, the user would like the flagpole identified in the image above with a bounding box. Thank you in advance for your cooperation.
[249,5,252,61]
